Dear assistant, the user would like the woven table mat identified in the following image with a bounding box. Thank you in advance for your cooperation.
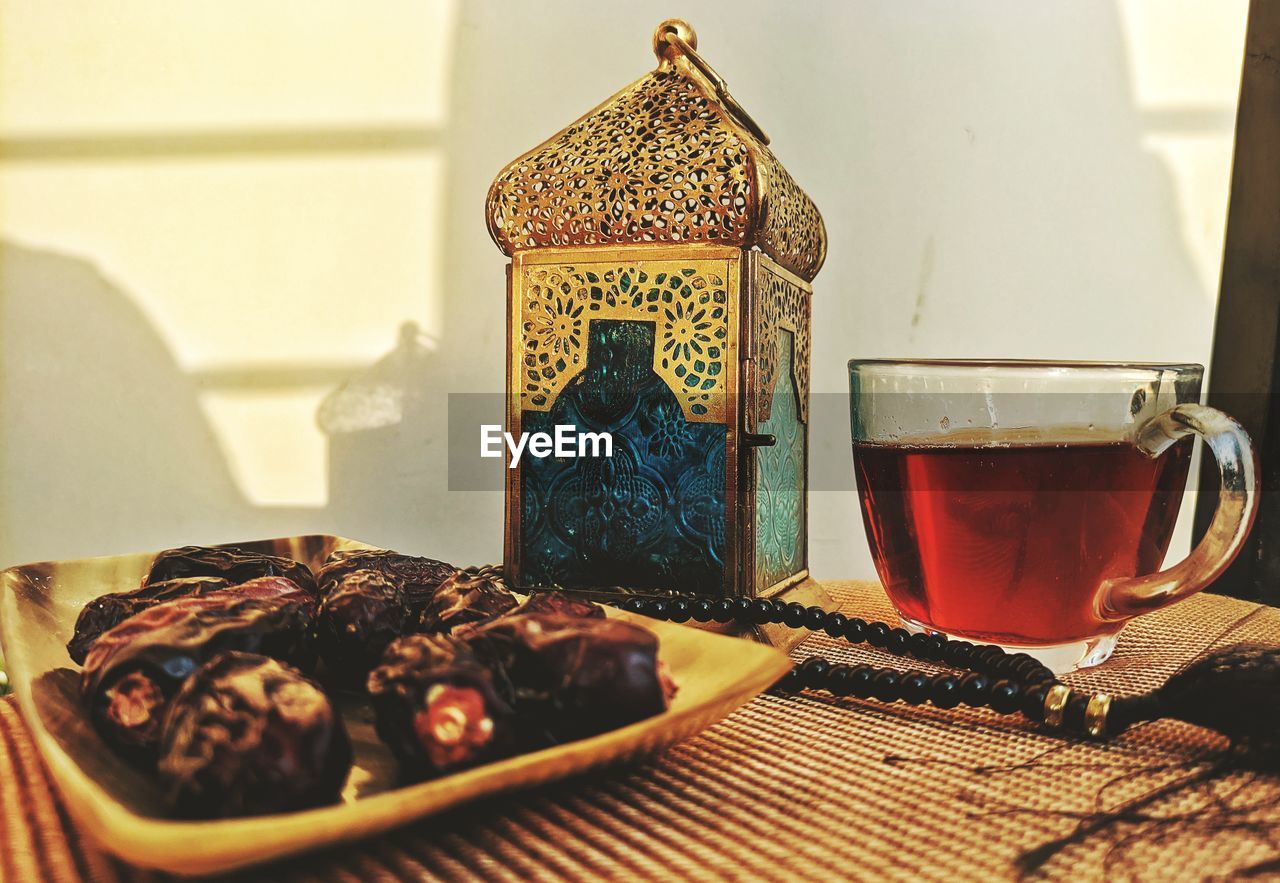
[5,581,1280,883]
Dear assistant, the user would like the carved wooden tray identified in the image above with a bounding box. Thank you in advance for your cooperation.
[0,535,791,875]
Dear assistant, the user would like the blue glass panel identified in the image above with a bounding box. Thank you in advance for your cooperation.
[521,319,726,594]
[755,331,805,591]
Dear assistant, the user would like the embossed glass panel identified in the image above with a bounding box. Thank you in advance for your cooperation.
[755,331,805,592]
[521,319,727,594]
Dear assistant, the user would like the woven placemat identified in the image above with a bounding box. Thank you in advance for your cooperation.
[5,581,1280,882]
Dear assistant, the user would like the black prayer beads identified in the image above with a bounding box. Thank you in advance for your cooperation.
[614,594,1121,739]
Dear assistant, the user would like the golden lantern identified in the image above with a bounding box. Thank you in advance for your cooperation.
[487,19,830,638]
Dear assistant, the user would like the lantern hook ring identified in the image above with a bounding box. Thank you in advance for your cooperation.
[652,19,771,145]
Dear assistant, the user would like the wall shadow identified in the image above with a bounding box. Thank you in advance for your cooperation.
[1,239,237,562]
[0,238,317,566]
[319,321,479,561]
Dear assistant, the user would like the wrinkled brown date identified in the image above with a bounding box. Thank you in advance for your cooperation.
[417,570,518,634]
[144,545,317,594]
[229,575,319,609]
[367,634,514,780]
[462,614,673,745]
[317,549,456,616]
[67,576,231,665]
[80,585,316,762]
[314,569,409,685]
[158,652,351,817]
[509,590,605,621]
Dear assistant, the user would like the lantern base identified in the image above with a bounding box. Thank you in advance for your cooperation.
[714,577,836,653]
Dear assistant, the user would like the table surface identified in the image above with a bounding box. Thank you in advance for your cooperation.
[4,581,1280,883]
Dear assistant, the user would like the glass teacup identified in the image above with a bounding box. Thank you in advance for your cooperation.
[848,360,1257,672]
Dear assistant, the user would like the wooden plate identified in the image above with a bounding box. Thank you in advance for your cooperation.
[0,535,791,875]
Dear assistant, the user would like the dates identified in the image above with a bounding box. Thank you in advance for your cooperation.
[69,575,314,666]
[317,549,455,617]
[69,541,678,813]
[67,576,230,665]
[144,545,317,594]
[510,590,605,621]
[158,652,351,818]
[463,614,673,745]
[370,614,672,778]
[315,569,409,685]
[418,570,518,634]
[230,575,319,611]
[80,586,316,761]
[367,634,514,779]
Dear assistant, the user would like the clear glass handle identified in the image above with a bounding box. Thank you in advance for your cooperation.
[1097,404,1259,622]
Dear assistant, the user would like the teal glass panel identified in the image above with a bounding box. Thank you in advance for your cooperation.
[521,319,726,594]
[755,331,805,592]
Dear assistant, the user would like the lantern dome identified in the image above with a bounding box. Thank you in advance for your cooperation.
[486,19,827,283]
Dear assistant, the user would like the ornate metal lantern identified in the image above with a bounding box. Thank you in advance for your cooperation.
[488,19,828,626]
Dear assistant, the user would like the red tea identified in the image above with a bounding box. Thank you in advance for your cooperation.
[853,434,1192,646]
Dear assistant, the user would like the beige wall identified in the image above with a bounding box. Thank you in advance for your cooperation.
[0,1,1248,581]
